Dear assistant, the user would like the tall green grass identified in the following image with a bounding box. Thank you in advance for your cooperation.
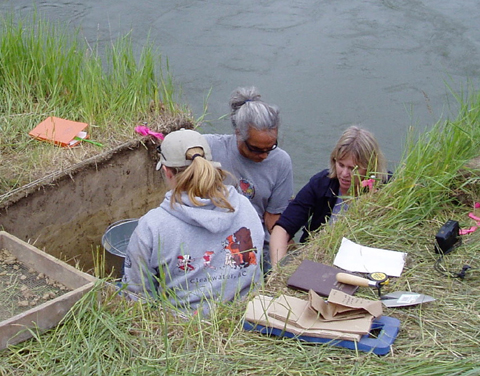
[311,87,480,257]
[0,13,187,194]
[0,13,180,128]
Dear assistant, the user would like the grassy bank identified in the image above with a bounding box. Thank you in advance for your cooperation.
[0,13,192,195]
[1,93,479,375]
[1,13,480,376]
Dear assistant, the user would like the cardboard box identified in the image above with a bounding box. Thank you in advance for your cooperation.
[0,231,96,349]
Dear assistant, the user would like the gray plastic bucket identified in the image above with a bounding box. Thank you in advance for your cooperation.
[101,219,138,258]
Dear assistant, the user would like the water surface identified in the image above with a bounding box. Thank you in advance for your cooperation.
[2,0,479,190]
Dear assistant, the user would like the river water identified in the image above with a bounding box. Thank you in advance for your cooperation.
[2,1,480,190]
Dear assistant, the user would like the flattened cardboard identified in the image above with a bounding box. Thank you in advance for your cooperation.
[287,259,358,297]
[244,294,361,341]
[315,289,383,319]
[267,294,374,334]
[266,289,382,334]
[308,290,367,321]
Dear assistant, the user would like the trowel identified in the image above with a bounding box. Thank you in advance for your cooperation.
[336,273,435,308]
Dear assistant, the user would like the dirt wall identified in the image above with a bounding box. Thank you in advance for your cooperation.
[0,140,167,276]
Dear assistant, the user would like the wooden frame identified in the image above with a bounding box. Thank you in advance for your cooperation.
[0,231,97,350]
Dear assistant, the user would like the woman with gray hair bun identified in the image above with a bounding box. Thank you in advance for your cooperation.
[229,87,280,140]
[204,87,293,274]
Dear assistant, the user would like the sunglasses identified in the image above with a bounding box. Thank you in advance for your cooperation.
[244,139,278,154]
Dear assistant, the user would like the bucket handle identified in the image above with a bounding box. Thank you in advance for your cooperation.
[105,218,138,231]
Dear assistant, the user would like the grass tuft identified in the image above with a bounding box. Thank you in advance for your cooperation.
[0,12,193,195]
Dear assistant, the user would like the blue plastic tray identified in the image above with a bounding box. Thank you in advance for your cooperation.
[243,315,400,356]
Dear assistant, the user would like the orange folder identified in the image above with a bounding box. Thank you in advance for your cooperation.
[29,116,89,147]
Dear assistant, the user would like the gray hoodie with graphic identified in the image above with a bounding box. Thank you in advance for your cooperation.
[123,186,264,312]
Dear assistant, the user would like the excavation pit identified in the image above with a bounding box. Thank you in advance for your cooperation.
[0,140,167,278]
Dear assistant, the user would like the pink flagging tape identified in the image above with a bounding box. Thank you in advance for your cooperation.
[459,226,478,235]
[361,178,375,191]
[460,203,480,235]
[468,212,480,222]
[135,125,165,140]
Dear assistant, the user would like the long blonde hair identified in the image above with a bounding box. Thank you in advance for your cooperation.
[168,147,234,211]
[329,126,388,182]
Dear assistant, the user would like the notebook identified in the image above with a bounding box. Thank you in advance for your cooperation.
[287,259,358,297]
[29,116,89,147]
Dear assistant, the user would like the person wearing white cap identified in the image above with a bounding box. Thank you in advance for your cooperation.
[122,129,264,314]
[204,87,293,273]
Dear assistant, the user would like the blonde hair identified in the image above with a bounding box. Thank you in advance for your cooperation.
[329,126,387,182]
[168,147,234,211]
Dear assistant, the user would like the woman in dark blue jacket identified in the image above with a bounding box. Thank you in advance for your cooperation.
[269,126,388,267]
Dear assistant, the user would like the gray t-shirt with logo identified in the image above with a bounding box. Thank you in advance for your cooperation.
[204,133,294,237]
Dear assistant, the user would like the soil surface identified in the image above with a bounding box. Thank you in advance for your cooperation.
[0,248,70,322]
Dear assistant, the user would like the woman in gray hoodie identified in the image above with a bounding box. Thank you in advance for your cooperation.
[123,129,264,314]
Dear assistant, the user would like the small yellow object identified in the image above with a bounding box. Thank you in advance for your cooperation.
[368,272,389,285]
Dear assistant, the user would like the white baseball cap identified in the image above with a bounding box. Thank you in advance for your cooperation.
[156,129,221,170]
